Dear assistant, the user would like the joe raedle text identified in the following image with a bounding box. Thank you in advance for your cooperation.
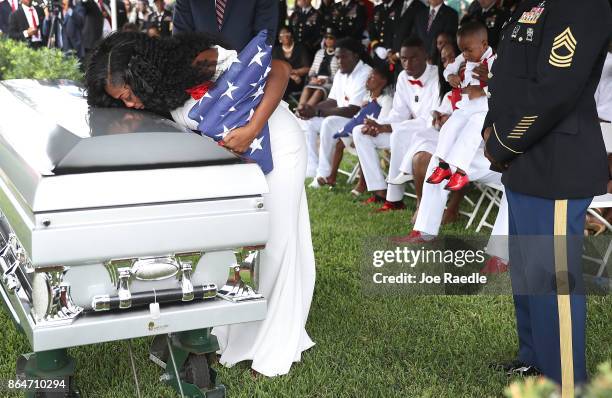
[369,247,488,286]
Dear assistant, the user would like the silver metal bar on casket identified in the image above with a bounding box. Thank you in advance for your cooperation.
[0,79,269,352]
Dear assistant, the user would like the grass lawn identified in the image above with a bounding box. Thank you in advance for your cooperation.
[0,177,610,397]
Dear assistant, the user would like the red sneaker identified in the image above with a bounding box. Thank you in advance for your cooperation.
[444,172,470,191]
[391,230,434,244]
[480,256,509,274]
[426,167,452,184]
[363,195,385,205]
[375,201,406,212]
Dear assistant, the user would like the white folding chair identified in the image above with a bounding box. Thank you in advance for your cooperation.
[583,194,612,278]
[581,123,612,278]
[474,182,504,232]
[337,145,361,184]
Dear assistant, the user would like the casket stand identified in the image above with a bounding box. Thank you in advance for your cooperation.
[0,80,271,397]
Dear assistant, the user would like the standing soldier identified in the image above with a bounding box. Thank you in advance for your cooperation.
[146,0,173,37]
[460,0,511,50]
[368,0,401,62]
[483,1,612,397]
[288,0,322,56]
[329,0,366,41]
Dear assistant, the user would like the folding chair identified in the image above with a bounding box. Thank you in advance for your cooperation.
[582,122,612,277]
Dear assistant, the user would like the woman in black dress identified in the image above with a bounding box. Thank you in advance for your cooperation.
[273,26,311,99]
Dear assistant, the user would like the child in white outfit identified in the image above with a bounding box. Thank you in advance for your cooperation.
[426,21,495,191]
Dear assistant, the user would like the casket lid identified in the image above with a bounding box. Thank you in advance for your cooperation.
[0,79,239,175]
[0,80,268,212]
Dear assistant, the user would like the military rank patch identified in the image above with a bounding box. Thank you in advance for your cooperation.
[549,27,576,68]
[508,116,538,139]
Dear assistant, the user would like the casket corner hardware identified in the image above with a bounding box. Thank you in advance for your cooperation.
[30,266,83,326]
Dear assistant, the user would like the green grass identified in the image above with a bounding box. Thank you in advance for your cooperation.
[0,177,610,398]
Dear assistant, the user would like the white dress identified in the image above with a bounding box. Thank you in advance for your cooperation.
[171,98,316,377]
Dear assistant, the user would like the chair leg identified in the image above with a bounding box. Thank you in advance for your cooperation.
[464,187,488,229]
[476,190,499,233]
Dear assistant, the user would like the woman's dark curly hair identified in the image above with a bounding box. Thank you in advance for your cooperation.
[85,31,230,115]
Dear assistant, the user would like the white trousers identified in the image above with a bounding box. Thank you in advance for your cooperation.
[433,106,487,173]
[398,127,439,175]
[300,115,350,179]
[352,126,391,192]
[414,150,507,239]
[213,103,316,377]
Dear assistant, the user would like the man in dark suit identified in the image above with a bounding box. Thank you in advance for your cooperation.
[172,0,279,51]
[79,0,109,56]
[484,0,612,392]
[77,0,126,56]
[412,0,458,55]
[8,0,45,48]
[0,0,13,36]
[460,0,510,50]
[389,0,426,70]
[46,0,84,59]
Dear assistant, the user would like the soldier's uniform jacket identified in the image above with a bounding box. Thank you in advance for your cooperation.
[146,9,173,37]
[289,6,322,54]
[329,0,366,40]
[460,1,511,49]
[485,0,612,199]
[368,0,401,49]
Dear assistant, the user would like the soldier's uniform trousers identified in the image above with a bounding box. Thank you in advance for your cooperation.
[506,189,590,387]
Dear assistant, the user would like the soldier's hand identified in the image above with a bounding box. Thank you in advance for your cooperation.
[483,126,492,142]
[473,63,489,83]
[448,74,462,88]
[26,27,37,37]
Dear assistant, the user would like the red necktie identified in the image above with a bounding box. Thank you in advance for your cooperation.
[408,79,423,87]
[216,0,226,30]
[98,0,110,24]
[28,7,38,37]
[10,0,16,12]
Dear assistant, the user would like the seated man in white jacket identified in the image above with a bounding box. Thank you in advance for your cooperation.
[297,37,372,183]
[353,36,440,212]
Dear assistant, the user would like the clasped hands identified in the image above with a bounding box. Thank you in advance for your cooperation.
[361,118,392,136]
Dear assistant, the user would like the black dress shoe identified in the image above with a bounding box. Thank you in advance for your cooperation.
[490,359,542,376]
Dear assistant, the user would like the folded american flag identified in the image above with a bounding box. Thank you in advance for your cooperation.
[188,30,274,174]
[333,99,382,139]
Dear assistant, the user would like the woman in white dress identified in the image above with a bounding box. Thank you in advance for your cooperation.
[85,31,316,377]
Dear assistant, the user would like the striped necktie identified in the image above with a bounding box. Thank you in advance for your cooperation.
[426,8,435,32]
[216,0,226,30]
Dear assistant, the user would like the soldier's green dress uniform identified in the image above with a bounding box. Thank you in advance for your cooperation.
[484,0,612,395]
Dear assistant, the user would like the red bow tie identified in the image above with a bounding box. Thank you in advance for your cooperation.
[408,79,423,87]
[186,81,213,100]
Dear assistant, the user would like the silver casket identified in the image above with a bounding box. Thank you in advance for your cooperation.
[0,79,268,352]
